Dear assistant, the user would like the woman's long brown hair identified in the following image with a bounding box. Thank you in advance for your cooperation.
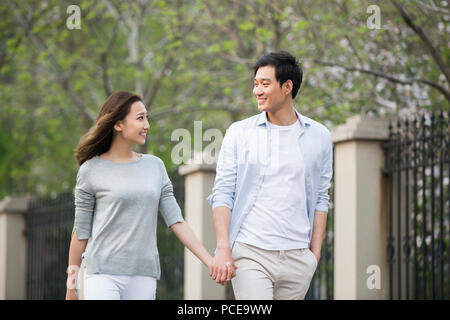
[74,91,142,166]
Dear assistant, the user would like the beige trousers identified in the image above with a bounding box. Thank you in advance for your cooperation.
[231,241,318,300]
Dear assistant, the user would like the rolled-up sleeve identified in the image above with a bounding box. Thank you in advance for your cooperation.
[206,123,238,211]
[315,130,333,213]
[159,160,184,228]
[72,164,95,240]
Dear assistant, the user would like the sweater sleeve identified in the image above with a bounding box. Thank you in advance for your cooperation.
[72,162,95,240]
[158,159,184,228]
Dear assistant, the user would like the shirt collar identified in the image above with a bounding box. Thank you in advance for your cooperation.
[257,109,310,128]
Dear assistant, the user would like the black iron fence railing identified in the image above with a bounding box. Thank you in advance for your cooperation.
[383,111,449,300]
[26,192,74,300]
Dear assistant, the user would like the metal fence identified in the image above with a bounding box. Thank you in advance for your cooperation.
[383,111,449,300]
[25,192,74,300]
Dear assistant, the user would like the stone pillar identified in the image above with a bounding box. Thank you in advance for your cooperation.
[331,115,390,299]
[179,163,226,300]
[0,196,29,300]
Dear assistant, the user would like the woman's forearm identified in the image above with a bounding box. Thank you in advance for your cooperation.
[66,229,88,290]
[170,222,213,268]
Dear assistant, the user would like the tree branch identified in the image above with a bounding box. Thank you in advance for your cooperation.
[100,22,119,97]
[391,0,450,85]
[315,60,450,102]
[344,35,364,67]
[101,0,132,32]
[416,0,450,14]
[142,2,199,109]
[143,53,173,108]
[204,1,250,57]
[9,2,96,123]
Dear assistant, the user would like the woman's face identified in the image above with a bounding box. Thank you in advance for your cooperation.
[114,101,150,145]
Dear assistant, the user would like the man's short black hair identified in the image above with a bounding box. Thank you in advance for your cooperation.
[253,51,303,99]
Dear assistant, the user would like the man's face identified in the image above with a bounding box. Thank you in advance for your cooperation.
[253,65,290,113]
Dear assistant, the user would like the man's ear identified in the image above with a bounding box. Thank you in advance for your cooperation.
[283,80,293,96]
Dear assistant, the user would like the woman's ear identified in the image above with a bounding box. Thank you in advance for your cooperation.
[114,120,123,132]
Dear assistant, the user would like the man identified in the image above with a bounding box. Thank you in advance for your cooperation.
[207,51,333,300]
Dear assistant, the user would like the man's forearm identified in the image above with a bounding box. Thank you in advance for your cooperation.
[211,206,237,284]
[213,206,232,249]
[310,210,328,261]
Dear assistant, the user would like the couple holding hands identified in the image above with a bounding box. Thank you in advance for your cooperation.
[66,51,333,300]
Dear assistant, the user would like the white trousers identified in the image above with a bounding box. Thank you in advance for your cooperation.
[83,273,157,300]
[231,241,318,300]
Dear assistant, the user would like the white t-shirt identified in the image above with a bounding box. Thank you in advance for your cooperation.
[235,119,310,250]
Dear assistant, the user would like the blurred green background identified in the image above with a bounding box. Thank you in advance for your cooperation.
[1,0,448,198]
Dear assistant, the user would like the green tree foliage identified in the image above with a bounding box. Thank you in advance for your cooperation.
[0,0,449,198]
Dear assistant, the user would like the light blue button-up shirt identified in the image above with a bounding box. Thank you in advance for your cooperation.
[207,109,333,250]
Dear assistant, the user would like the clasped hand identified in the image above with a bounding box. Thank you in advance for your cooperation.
[209,247,238,286]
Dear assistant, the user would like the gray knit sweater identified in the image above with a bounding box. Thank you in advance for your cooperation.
[72,154,184,279]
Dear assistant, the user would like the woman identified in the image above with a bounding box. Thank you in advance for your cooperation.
[65,91,217,300]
